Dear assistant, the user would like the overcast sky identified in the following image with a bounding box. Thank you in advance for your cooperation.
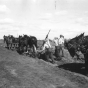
[0,0,88,39]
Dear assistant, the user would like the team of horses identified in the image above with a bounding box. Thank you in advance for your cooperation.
[3,33,88,74]
[3,35,37,54]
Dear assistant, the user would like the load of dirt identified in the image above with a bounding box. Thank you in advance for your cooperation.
[0,46,88,88]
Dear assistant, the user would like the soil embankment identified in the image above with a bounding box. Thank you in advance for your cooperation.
[0,46,88,88]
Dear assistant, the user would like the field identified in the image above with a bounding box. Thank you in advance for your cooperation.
[0,40,88,88]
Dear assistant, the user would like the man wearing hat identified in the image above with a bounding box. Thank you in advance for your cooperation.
[53,37,60,59]
[58,35,65,57]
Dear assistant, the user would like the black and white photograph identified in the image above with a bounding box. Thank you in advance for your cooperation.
[0,0,88,88]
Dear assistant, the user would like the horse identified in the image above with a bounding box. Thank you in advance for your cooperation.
[65,33,88,75]
[65,32,84,58]
[3,35,13,48]
[18,35,37,55]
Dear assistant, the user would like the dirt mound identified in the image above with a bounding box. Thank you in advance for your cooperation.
[0,46,88,88]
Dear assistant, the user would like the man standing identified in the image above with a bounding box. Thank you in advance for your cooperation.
[58,35,65,57]
[53,37,60,59]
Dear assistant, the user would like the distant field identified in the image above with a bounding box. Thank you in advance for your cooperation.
[0,39,3,43]
[0,39,5,47]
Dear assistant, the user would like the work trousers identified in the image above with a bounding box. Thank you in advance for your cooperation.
[44,48,55,63]
[55,44,64,59]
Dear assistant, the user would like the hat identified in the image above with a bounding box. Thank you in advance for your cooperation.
[54,37,58,40]
[60,35,64,38]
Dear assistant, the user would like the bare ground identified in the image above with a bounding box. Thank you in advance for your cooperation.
[0,45,88,88]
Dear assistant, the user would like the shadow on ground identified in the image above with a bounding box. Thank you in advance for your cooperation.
[58,63,86,75]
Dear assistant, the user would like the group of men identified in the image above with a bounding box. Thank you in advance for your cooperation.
[38,35,65,64]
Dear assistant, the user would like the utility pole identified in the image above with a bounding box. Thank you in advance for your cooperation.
[55,0,56,10]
